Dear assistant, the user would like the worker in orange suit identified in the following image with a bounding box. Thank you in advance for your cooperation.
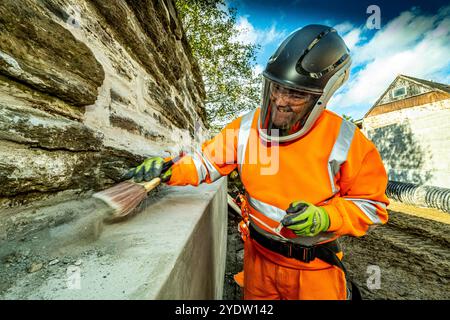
[125,24,389,300]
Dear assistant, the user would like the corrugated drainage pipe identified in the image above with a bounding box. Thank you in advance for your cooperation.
[386,181,450,213]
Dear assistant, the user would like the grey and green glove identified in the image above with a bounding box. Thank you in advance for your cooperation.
[123,157,172,183]
[281,201,330,237]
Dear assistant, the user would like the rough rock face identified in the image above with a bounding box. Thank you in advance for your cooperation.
[0,104,103,151]
[0,0,105,106]
[0,0,208,241]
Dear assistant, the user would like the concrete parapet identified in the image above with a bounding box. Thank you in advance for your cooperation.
[0,179,227,299]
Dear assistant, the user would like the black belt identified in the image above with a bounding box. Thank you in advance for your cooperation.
[248,222,347,273]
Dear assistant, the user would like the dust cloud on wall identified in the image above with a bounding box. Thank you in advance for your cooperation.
[0,0,208,241]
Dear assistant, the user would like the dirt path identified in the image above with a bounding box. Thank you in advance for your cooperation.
[387,200,450,224]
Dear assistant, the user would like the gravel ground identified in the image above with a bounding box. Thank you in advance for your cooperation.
[222,212,244,300]
[341,209,450,300]
[0,219,114,297]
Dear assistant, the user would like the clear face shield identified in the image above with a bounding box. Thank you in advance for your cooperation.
[259,78,321,141]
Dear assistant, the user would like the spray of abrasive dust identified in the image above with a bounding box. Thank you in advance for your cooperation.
[53,154,184,247]
[52,181,150,246]
[49,200,113,246]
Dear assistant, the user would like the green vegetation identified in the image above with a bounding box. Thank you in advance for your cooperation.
[175,0,261,130]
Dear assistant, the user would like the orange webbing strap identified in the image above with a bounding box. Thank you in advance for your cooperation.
[233,270,244,288]
[235,194,250,242]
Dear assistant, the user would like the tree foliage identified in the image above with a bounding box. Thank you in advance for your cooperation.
[342,114,354,122]
[175,0,261,130]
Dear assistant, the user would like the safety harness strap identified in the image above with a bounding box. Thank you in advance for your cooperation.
[314,244,347,273]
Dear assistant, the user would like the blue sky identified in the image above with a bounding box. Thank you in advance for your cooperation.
[228,0,450,119]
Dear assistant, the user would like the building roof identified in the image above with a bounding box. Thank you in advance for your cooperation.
[364,74,450,118]
[401,75,450,94]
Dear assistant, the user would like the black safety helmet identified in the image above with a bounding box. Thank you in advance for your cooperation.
[259,24,352,142]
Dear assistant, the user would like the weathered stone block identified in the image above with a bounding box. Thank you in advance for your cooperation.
[0,0,208,230]
[0,104,103,151]
[162,98,189,130]
[125,0,183,82]
[0,0,104,106]
[109,113,165,141]
[363,100,450,188]
[0,142,98,196]
[0,141,145,198]
[89,0,163,82]
[0,75,84,121]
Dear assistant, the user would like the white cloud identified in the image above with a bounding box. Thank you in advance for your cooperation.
[252,64,264,76]
[342,28,363,51]
[328,6,450,119]
[233,16,258,44]
[233,16,287,46]
[334,21,364,52]
[334,21,354,35]
[352,10,440,65]
[264,24,286,45]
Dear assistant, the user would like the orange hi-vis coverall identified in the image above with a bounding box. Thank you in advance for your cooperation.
[166,108,389,300]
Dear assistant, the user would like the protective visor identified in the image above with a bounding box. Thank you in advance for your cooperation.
[259,78,320,141]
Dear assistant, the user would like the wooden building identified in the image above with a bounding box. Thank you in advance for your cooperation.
[362,75,450,188]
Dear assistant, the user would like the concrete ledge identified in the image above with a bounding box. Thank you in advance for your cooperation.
[0,178,227,299]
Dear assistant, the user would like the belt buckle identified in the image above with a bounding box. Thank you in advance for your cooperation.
[290,244,315,263]
[280,242,293,258]
[302,246,315,263]
[288,244,303,261]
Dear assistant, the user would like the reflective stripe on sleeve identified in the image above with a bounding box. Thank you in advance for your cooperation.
[344,198,384,224]
[190,152,208,183]
[327,119,356,194]
[196,150,222,182]
[237,110,256,175]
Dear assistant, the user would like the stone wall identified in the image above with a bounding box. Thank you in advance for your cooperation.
[363,99,450,188]
[0,0,208,241]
